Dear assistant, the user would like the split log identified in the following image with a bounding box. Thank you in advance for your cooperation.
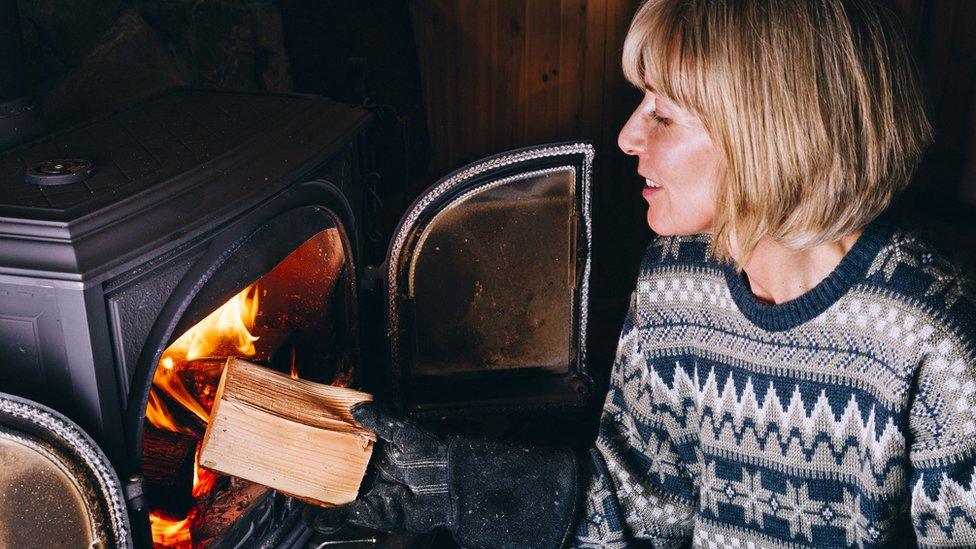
[199,357,376,506]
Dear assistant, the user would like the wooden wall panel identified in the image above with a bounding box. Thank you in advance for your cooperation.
[557,0,585,137]
[578,0,609,143]
[523,1,561,144]
[410,0,640,175]
[489,0,527,157]
[886,0,976,267]
[457,1,492,164]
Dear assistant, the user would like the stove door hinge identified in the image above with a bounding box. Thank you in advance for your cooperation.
[124,474,146,512]
[360,262,386,293]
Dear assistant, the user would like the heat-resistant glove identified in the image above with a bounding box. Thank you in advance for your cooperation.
[306,402,583,549]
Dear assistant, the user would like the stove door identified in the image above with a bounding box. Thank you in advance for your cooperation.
[0,391,131,548]
[385,142,594,413]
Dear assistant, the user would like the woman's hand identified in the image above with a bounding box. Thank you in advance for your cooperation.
[305,402,584,549]
[307,401,453,534]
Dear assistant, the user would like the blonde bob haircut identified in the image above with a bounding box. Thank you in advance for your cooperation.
[622,0,932,267]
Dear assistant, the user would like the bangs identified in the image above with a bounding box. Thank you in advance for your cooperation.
[621,0,707,117]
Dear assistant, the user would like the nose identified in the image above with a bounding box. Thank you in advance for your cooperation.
[618,107,645,157]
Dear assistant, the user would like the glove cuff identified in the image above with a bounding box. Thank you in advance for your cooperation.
[448,437,582,549]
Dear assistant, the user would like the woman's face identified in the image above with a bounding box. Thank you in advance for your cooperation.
[618,86,724,235]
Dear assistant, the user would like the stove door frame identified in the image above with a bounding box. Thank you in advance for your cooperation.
[121,180,359,544]
[384,142,595,414]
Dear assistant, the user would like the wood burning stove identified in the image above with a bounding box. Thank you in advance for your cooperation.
[0,87,594,548]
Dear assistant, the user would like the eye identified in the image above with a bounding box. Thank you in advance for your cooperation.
[649,110,671,126]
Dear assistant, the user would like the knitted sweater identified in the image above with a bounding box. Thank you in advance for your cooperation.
[573,217,976,548]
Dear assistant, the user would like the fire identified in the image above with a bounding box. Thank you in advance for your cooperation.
[150,283,260,424]
[148,282,261,547]
[169,284,261,361]
[151,364,210,424]
[148,451,216,548]
[289,342,298,380]
[192,447,218,499]
[150,509,197,548]
[145,389,196,436]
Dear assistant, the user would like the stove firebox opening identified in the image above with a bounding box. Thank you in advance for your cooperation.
[142,227,351,548]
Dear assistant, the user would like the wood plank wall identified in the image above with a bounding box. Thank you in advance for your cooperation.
[408,0,639,175]
[888,0,976,267]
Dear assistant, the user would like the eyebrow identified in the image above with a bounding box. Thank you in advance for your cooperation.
[647,89,674,111]
[642,81,687,115]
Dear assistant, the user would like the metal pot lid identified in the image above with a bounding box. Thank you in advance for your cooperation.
[0,391,130,548]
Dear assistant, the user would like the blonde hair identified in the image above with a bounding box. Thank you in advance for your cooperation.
[622,0,933,268]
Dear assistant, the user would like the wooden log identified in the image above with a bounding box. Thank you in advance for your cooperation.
[199,357,376,506]
[143,427,196,517]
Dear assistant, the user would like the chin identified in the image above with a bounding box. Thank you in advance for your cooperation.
[646,211,711,236]
[646,211,678,236]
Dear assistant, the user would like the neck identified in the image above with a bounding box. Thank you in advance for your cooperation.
[736,230,863,305]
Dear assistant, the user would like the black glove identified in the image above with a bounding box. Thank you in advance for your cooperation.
[306,402,583,549]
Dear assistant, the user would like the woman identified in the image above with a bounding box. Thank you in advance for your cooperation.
[311,0,975,547]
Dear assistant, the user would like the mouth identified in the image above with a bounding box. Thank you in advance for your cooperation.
[642,177,662,196]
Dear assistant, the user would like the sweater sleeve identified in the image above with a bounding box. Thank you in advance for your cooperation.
[909,313,976,548]
[573,289,697,548]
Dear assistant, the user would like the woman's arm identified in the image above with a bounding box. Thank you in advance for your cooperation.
[306,402,582,548]
[909,301,976,548]
[573,290,697,548]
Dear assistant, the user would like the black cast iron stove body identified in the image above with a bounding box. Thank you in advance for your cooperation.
[0,88,371,546]
[0,88,369,458]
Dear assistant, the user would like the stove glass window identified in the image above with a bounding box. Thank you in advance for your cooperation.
[407,168,576,375]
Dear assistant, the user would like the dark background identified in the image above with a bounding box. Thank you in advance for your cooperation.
[11,0,976,395]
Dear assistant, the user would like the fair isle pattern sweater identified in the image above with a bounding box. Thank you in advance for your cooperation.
[573,217,976,548]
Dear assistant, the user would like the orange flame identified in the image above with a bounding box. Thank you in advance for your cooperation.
[192,446,217,499]
[148,447,216,547]
[169,284,260,361]
[151,283,260,425]
[150,509,197,548]
[145,389,196,436]
[151,361,210,425]
[289,342,298,380]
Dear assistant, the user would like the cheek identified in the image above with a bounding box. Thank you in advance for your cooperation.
[661,146,720,200]
[655,135,723,233]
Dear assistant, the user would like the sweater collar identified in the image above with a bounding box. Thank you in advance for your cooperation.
[721,216,895,332]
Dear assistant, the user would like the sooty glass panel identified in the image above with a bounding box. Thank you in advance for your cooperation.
[408,168,576,376]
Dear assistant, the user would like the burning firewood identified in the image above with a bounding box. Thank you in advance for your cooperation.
[143,427,196,517]
[199,357,376,506]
